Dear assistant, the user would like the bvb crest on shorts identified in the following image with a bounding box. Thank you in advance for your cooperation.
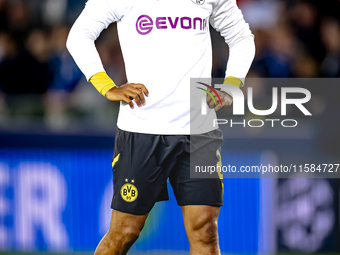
[120,179,138,202]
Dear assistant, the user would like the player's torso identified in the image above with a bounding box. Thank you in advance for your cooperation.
[116,0,216,84]
[115,0,219,134]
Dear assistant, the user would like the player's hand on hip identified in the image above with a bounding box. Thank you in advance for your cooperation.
[206,89,233,111]
[106,83,149,109]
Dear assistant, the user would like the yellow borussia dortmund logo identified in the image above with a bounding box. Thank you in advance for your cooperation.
[120,179,138,202]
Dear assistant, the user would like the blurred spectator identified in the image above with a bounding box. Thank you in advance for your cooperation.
[251,24,300,77]
[48,26,82,92]
[293,54,319,77]
[42,0,67,26]
[6,0,32,49]
[0,29,51,95]
[239,0,281,30]
[288,2,325,61]
[0,0,8,32]
[44,26,83,130]
[321,18,340,77]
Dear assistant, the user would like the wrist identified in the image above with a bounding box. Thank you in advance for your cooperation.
[223,76,242,88]
[89,72,117,96]
[103,84,117,97]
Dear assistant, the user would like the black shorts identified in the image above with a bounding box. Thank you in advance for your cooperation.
[111,128,224,215]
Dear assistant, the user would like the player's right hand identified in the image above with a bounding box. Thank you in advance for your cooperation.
[105,83,149,109]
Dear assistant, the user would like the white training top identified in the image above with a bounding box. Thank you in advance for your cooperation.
[67,0,255,135]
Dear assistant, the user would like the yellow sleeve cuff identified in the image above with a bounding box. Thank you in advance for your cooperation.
[89,72,116,96]
[223,76,242,88]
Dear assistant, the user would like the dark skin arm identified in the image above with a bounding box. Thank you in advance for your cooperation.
[105,83,149,109]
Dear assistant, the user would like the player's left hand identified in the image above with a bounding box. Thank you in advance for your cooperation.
[206,89,233,111]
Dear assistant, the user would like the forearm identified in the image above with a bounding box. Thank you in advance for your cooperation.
[210,0,255,86]
[225,36,255,85]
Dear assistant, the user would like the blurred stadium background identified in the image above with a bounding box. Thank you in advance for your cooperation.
[0,0,340,254]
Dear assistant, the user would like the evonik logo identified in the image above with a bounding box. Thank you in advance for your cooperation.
[136,15,208,35]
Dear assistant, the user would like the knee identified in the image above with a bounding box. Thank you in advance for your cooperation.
[189,213,219,244]
[195,220,219,244]
[94,211,147,255]
[120,225,141,243]
[94,227,141,255]
[98,225,141,252]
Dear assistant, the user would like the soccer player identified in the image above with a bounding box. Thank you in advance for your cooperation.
[67,0,255,254]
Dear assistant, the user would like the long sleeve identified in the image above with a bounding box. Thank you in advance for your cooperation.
[66,0,124,81]
[210,0,255,84]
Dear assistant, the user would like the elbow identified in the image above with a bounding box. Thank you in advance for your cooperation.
[66,29,75,54]
[229,33,256,58]
[66,26,81,55]
[231,32,254,48]
[228,34,256,63]
[246,35,256,59]
[247,35,256,61]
